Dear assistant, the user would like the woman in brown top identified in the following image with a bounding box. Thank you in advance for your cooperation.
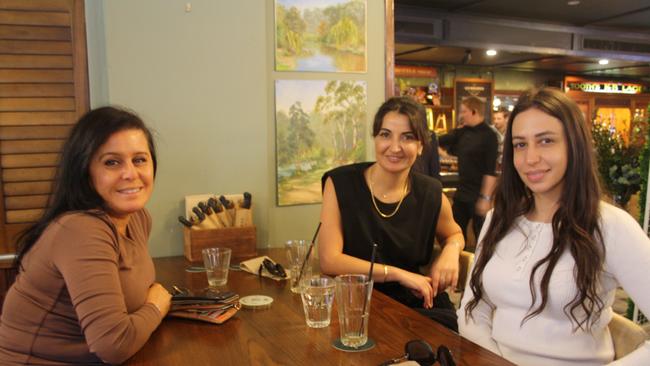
[0,107,172,365]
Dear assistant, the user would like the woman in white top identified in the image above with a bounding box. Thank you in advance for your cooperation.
[458,87,650,366]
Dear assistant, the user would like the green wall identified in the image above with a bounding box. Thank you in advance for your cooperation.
[85,0,386,257]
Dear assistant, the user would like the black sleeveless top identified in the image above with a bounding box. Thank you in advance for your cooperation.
[322,162,443,307]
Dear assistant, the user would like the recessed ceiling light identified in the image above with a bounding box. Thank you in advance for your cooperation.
[567,0,580,5]
[486,49,497,56]
[599,59,609,65]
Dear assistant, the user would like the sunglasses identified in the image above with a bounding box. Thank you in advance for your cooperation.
[380,340,456,366]
[258,258,287,278]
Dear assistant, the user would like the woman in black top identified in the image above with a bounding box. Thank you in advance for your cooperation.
[319,97,464,326]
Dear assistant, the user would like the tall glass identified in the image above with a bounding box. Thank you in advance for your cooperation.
[201,247,232,287]
[335,274,373,348]
[286,239,310,293]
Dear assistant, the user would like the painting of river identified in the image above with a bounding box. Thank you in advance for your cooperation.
[275,0,366,73]
[275,80,367,206]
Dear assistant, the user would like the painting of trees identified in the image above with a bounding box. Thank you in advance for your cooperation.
[315,81,366,163]
[276,80,367,205]
[275,0,366,72]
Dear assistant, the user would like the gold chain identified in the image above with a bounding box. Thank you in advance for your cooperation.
[368,167,409,219]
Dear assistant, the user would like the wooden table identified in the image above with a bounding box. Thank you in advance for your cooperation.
[126,250,514,365]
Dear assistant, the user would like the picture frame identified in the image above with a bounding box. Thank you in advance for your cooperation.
[274,0,367,73]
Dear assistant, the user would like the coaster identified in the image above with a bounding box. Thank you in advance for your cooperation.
[331,338,376,352]
[240,295,273,310]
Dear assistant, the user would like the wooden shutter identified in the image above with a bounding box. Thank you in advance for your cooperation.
[0,0,88,254]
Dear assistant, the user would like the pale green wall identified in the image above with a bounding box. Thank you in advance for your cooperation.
[85,0,386,257]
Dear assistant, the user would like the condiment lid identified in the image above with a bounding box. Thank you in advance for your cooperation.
[239,295,273,310]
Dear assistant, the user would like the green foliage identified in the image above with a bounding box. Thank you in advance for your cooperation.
[326,17,359,49]
[287,102,315,160]
[321,1,365,51]
[315,81,367,163]
[638,104,650,226]
[276,5,306,56]
[622,107,650,323]
[285,30,303,55]
[592,122,642,206]
[284,6,306,34]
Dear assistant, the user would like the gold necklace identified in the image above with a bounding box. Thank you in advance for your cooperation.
[368,168,409,218]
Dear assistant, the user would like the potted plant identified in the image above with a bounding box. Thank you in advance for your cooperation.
[592,120,643,208]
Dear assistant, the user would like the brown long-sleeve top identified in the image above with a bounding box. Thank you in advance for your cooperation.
[0,209,162,365]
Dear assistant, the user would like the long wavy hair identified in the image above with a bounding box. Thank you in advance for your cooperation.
[465,87,605,330]
[14,106,157,270]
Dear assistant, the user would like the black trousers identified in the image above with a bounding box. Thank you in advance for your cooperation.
[452,199,485,244]
[416,292,458,333]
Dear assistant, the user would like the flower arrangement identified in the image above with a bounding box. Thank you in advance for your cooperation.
[592,119,643,207]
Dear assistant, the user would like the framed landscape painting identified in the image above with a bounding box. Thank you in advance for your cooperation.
[275,80,367,206]
[275,0,367,73]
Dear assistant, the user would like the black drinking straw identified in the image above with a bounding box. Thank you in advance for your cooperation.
[295,222,322,287]
[358,243,378,338]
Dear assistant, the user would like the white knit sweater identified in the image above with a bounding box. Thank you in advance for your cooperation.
[459,202,650,366]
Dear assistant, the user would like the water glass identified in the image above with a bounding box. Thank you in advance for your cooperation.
[335,274,373,348]
[201,247,232,287]
[300,276,335,328]
[290,265,312,293]
[286,239,310,293]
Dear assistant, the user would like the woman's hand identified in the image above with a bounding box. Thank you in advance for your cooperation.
[392,267,434,309]
[146,283,172,317]
[430,244,461,296]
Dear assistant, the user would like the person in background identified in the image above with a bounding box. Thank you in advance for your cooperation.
[0,107,171,365]
[412,129,441,180]
[491,107,510,173]
[492,107,509,136]
[319,96,464,331]
[459,87,650,365]
[439,96,498,243]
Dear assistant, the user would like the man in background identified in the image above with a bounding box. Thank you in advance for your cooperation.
[491,107,510,173]
[439,96,498,243]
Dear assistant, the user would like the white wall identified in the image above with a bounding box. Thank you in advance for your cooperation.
[85,0,385,257]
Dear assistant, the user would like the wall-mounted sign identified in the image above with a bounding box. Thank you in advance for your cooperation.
[566,81,643,94]
[564,76,646,95]
[395,65,437,78]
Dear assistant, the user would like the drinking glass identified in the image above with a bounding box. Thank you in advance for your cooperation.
[286,239,310,293]
[335,274,373,348]
[201,247,232,287]
[301,276,335,328]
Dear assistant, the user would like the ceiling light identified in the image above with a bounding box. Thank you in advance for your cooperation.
[567,0,580,5]
[599,59,609,65]
[486,49,497,56]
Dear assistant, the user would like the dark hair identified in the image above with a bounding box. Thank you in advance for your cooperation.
[460,96,486,117]
[493,107,510,118]
[372,96,430,148]
[14,106,157,269]
[465,87,605,330]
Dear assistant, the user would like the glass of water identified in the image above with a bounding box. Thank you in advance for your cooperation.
[201,247,232,287]
[286,239,310,293]
[300,276,335,328]
[335,274,373,348]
